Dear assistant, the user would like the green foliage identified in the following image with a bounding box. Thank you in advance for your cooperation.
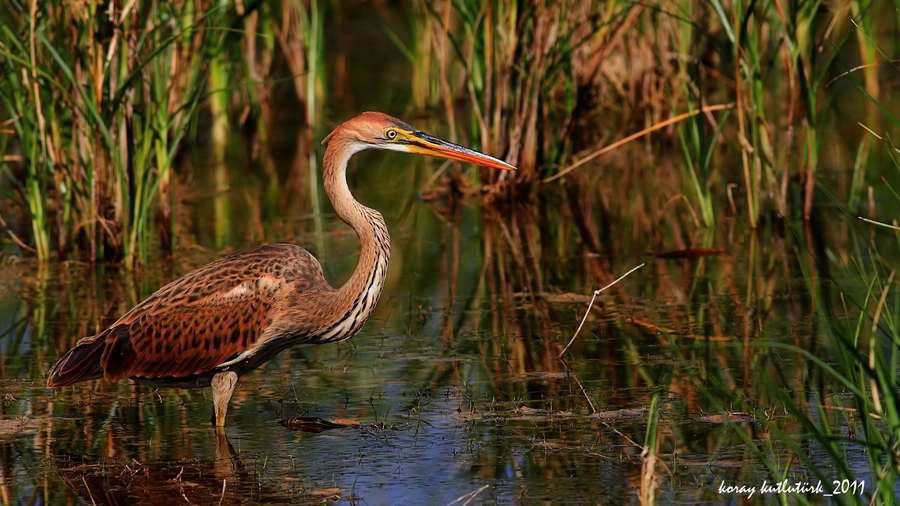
[0,1,224,265]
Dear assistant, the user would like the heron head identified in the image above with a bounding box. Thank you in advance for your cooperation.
[323,112,517,171]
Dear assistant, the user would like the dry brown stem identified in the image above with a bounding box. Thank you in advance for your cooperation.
[544,104,734,183]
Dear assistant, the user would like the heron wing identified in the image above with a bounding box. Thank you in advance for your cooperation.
[102,290,275,380]
[48,244,330,385]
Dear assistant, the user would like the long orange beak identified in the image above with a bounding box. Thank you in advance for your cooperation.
[405,132,517,171]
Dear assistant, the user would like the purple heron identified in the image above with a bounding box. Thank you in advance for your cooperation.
[47,112,516,427]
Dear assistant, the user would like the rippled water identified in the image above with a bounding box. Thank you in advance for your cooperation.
[0,195,885,504]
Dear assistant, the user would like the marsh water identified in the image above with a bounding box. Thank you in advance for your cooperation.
[1,6,898,506]
[0,157,891,505]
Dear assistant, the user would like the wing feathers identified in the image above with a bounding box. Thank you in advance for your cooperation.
[47,332,109,387]
[100,299,272,381]
[46,244,330,386]
[100,326,137,380]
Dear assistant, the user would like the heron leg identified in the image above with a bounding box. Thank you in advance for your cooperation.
[211,371,239,427]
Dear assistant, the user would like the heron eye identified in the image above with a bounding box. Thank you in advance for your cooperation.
[386,129,397,140]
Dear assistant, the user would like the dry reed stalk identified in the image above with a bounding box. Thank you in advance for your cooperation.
[825,59,900,89]
[857,123,900,155]
[435,0,455,137]
[544,104,734,183]
[559,263,644,357]
[639,446,659,506]
[777,37,796,216]
[276,0,311,117]
[481,1,493,154]
[868,270,894,415]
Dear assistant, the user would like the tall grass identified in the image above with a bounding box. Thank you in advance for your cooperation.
[0,0,215,266]
[410,0,895,232]
[712,217,900,504]
[0,0,330,266]
[0,0,898,260]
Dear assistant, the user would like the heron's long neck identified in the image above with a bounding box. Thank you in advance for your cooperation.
[320,138,391,340]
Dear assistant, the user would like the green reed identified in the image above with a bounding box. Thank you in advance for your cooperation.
[665,212,900,504]
[0,0,897,263]
[412,0,608,184]
[792,220,899,504]
[411,0,894,233]
[0,0,217,266]
[0,0,331,266]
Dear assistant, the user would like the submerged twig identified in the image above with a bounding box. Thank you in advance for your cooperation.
[559,358,596,414]
[558,263,645,357]
[445,484,489,506]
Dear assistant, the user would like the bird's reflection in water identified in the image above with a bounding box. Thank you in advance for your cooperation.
[50,427,345,505]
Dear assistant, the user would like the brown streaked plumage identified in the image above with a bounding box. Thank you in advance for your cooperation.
[47,111,517,427]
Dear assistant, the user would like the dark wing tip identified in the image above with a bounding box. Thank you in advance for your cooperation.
[47,332,109,387]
